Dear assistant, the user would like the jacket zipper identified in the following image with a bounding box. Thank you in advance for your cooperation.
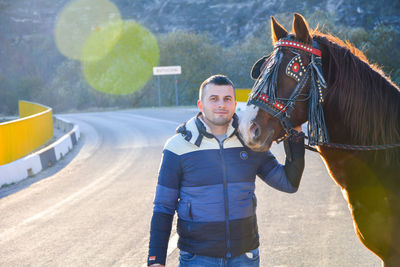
[219,141,232,258]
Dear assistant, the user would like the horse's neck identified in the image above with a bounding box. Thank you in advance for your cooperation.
[322,103,351,144]
[320,47,400,147]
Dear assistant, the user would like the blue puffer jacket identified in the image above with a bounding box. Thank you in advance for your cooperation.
[148,113,305,266]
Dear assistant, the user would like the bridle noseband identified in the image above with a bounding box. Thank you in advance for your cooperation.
[248,35,329,146]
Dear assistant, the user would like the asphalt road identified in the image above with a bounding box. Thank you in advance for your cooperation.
[0,107,381,266]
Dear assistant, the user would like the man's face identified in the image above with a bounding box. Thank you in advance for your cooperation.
[197,84,237,128]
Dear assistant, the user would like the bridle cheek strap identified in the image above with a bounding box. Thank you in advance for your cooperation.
[248,66,310,135]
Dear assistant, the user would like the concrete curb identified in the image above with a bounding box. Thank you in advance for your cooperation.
[0,117,80,187]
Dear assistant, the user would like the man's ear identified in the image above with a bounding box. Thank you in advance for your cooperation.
[197,99,203,112]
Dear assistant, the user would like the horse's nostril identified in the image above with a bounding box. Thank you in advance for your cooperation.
[250,122,260,139]
[254,127,260,138]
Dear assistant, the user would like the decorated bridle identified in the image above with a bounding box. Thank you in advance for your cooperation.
[248,35,329,146]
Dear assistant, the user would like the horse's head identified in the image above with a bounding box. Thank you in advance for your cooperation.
[239,13,328,151]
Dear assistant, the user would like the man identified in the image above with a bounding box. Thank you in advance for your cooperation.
[148,75,305,266]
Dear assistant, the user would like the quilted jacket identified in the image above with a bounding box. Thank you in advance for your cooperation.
[147,113,305,266]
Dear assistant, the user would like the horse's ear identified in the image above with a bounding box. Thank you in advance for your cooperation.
[292,13,312,44]
[271,16,288,44]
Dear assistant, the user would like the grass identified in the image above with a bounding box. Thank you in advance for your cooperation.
[1,182,15,188]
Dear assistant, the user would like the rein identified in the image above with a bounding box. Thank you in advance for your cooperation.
[305,139,400,153]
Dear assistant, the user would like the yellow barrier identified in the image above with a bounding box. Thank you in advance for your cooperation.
[0,101,53,165]
[235,88,251,102]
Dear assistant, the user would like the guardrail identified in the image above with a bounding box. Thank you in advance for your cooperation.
[0,101,53,166]
[0,115,80,187]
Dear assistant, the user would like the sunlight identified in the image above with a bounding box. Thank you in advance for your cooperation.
[54,0,122,62]
[83,20,159,95]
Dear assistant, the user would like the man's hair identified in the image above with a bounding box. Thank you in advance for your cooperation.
[199,75,235,100]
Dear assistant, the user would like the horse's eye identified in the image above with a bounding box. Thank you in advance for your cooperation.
[265,57,275,71]
[264,50,281,73]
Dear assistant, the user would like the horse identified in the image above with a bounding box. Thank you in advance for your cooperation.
[238,13,400,266]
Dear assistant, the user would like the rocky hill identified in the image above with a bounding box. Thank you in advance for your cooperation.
[0,0,399,113]
[1,0,399,46]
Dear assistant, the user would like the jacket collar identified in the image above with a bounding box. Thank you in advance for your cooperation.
[176,112,239,147]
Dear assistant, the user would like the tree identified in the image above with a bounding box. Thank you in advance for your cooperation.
[156,31,224,105]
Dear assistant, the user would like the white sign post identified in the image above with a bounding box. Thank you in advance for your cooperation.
[153,66,182,76]
[153,66,182,106]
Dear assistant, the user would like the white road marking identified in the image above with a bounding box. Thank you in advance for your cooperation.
[0,148,137,242]
[0,113,162,242]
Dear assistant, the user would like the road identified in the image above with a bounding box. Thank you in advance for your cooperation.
[0,107,381,266]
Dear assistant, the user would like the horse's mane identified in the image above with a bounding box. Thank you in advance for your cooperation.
[311,31,400,159]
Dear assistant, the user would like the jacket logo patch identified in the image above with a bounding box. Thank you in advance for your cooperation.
[240,151,248,160]
[149,256,156,261]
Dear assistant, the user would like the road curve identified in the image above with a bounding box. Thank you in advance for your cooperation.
[0,107,380,266]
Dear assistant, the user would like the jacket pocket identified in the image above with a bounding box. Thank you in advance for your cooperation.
[180,250,196,261]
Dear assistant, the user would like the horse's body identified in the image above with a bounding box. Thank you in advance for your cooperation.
[239,14,400,266]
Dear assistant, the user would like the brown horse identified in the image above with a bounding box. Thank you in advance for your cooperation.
[239,13,400,266]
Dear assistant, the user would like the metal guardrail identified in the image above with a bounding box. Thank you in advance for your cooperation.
[0,115,80,187]
[0,101,53,166]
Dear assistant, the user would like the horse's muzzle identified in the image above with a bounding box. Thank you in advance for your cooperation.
[250,121,261,139]
[245,123,275,152]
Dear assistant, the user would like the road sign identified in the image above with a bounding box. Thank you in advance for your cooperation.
[153,66,181,76]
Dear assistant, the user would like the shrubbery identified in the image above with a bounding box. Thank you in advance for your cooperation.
[0,12,398,114]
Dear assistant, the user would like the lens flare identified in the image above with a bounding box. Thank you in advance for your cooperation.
[82,20,123,62]
[54,0,122,61]
[83,20,160,95]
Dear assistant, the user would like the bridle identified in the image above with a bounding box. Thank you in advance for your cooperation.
[248,35,329,146]
[247,36,400,151]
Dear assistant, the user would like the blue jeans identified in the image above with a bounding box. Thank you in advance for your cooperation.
[179,248,260,267]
